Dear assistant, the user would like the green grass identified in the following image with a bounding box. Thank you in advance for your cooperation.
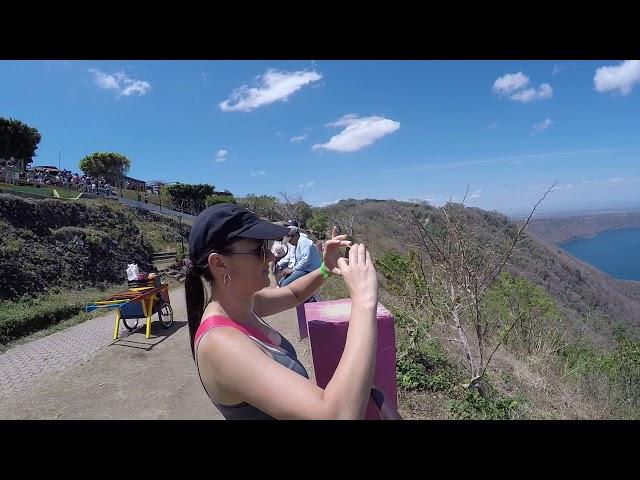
[119,188,162,206]
[0,305,108,354]
[52,188,81,199]
[133,219,180,253]
[0,183,165,204]
[0,279,185,353]
[318,275,350,301]
[0,183,81,199]
[448,389,522,420]
[1,183,55,198]
[0,283,128,348]
[1,183,198,212]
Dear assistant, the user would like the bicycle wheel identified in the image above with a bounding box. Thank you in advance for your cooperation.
[158,302,174,328]
[123,317,139,331]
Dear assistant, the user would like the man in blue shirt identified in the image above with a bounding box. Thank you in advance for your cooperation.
[277,226,322,287]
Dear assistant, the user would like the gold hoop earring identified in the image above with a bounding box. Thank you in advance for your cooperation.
[223,273,232,287]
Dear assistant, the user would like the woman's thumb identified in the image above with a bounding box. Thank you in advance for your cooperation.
[337,257,349,270]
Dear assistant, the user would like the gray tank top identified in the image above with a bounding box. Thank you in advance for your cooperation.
[195,314,309,420]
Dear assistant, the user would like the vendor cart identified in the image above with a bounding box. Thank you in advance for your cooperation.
[85,275,173,339]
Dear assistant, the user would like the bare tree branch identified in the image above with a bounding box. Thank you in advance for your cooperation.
[481,183,556,294]
[461,183,470,205]
[393,184,553,391]
[480,312,523,379]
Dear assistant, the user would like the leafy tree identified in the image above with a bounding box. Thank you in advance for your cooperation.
[79,152,131,195]
[163,183,214,214]
[0,117,42,169]
[483,271,566,356]
[307,211,329,238]
[205,194,236,206]
[237,194,279,220]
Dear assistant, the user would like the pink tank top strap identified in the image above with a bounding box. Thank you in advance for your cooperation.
[195,315,277,347]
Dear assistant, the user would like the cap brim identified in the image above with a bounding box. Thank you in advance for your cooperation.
[237,221,291,240]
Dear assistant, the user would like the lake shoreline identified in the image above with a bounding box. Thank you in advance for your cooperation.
[560,227,640,282]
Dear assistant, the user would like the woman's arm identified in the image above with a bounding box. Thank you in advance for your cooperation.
[252,230,351,317]
[252,268,325,317]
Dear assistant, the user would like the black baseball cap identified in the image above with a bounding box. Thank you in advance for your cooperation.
[285,219,299,227]
[189,203,290,266]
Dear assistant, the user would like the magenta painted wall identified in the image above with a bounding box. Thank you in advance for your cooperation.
[296,303,308,340]
[305,299,397,420]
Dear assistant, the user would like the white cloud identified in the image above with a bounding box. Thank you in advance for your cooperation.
[560,178,639,188]
[552,64,567,75]
[215,149,227,163]
[492,72,530,95]
[469,190,482,199]
[488,122,498,129]
[250,171,266,176]
[219,69,322,112]
[552,63,575,76]
[531,118,554,135]
[382,149,611,174]
[413,195,439,205]
[290,134,308,143]
[552,183,574,192]
[576,177,639,186]
[89,69,151,97]
[325,113,360,128]
[510,83,553,103]
[299,181,315,188]
[313,114,400,153]
[594,60,640,96]
[492,72,553,103]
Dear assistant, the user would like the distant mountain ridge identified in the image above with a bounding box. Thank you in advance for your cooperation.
[318,199,640,337]
[528,211,640,245]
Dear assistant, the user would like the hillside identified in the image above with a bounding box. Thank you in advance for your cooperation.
[320,199,640,336]
[318,199,640,419]
[0,194,189,301]
[528,211,640,245]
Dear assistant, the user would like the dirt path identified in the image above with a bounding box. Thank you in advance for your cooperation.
[0,282,313,419]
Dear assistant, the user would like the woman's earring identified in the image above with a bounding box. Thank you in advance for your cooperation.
[223,273,232,287]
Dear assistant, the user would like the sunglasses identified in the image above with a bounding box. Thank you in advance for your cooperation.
[215,240,274,263]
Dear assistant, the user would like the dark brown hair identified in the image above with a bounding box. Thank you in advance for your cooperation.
[185,265,213,359]
[184,239,242,358]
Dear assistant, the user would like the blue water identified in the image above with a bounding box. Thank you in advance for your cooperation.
[561,228,640,281]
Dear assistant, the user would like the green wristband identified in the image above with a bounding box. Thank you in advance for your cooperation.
[319,262,331,279]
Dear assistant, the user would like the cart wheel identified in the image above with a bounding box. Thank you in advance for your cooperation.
[123,318,139,331]
[158,302,174,328]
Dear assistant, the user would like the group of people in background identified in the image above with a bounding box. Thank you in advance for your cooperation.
[271,220,323,288]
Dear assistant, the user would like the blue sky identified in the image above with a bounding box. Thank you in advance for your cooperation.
[1,60,638,216]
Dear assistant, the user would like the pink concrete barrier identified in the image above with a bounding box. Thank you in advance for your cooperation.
[296,303,308,340]
[304,299,397,420]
